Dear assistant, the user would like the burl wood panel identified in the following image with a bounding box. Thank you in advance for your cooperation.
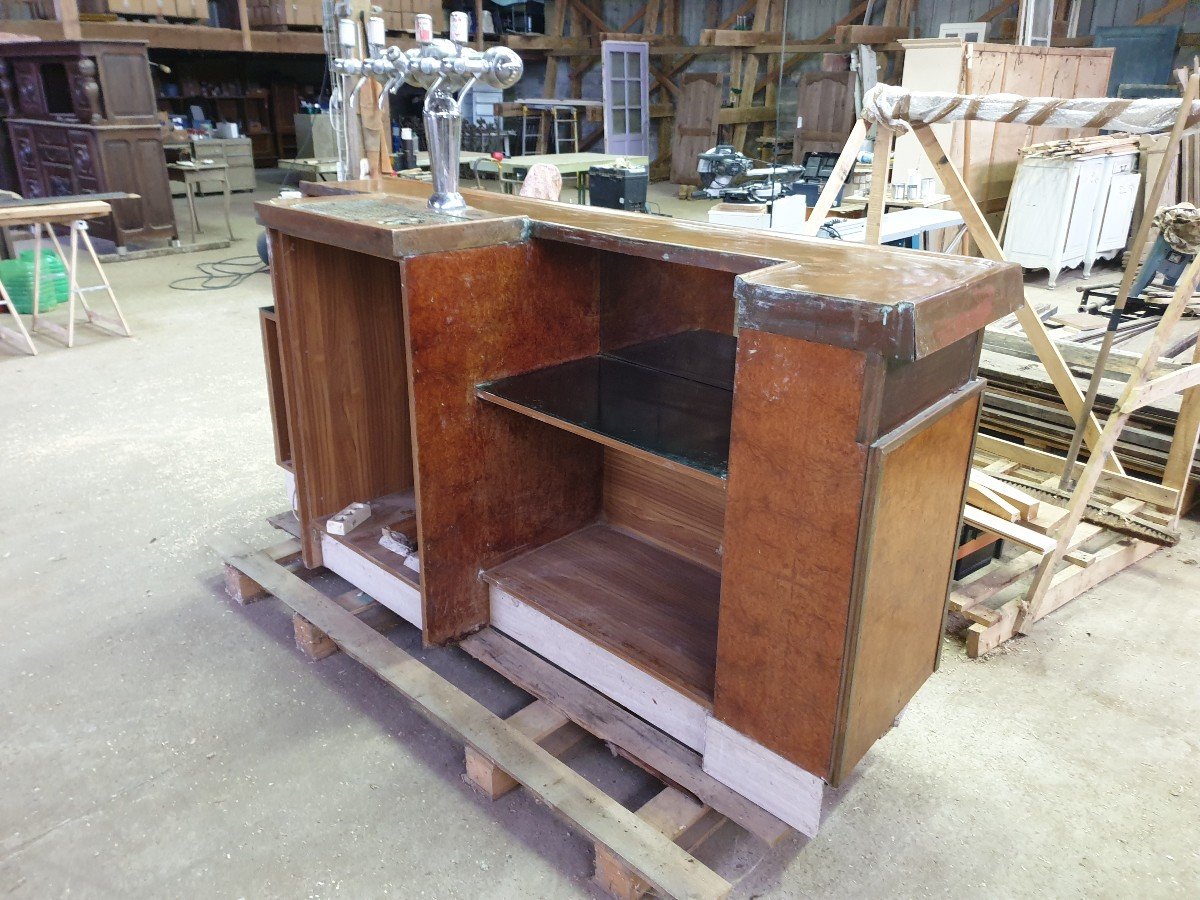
[269,232,414,564]
[258,307,291,468]
[832,385,982,784]
[603,450,726,573]
[714,333,870,779]
[598,252,736,350]
[403,239,604,645]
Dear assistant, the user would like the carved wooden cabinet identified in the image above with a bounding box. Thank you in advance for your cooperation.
[257,180,1023,835]
[0,40,177,247]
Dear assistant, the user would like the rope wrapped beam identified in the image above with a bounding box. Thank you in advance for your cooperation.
[861,84,1200,134]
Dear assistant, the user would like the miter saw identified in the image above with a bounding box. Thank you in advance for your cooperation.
[695,145,803,202]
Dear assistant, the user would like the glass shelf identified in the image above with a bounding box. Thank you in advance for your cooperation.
[477,330,734,481]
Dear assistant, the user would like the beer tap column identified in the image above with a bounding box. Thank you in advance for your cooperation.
[330,14,524,212]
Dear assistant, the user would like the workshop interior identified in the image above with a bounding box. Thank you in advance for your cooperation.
[1,1,1199,897]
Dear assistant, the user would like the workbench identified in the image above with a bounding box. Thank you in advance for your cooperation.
[490,153,649,203]
[255,178,1021,835]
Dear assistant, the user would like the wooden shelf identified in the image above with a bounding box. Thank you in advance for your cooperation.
[0,17,326,55]
[477,330,734,486]
[318,490,420,590]
[483,523,720,706]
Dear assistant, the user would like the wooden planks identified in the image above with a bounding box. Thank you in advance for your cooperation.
[483,523,721,706]
[670,74,721,187]
[594,787,725,900]
[460,628,791,846]
[218,540,731,900]
[464,700,585,799]
[959,43,1114,221]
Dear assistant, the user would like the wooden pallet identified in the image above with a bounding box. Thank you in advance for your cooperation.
[216,535,794,899]
[950,449,1161,657]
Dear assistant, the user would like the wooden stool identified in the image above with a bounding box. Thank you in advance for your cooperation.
[168,161,234,244]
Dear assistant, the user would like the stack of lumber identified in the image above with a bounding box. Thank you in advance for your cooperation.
[1019,133,1140,160]
[979,328,1200,485]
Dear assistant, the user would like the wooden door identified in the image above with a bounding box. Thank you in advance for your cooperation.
[601,41,649,156]
[791,71,856,164]
[670,74,720,186]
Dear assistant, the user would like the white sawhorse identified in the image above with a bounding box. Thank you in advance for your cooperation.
[0,278,36,355]
[31,216,132,348]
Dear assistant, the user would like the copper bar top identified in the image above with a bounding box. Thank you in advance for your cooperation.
[257,178,1023,360]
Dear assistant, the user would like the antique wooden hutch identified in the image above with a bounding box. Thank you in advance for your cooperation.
[0,40,176,247]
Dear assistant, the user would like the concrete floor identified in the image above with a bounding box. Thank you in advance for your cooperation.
[2,176,1198,898]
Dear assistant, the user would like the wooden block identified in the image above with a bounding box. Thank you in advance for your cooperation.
[293,613,338,660]
[464,699,586,799]
[223,538,302,603]
[970,469,1040,519]
[966,599,1021,657]
[965,482,1020,521]
[292,588,402,661]
[593,787,725,900]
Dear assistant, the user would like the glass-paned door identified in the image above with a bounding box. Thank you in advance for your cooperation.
[601,41,650,156]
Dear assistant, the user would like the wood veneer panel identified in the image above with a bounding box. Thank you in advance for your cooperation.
[270,232,414,564]
[832,385,982,784]
[258,306,292,468]
[603,450,726,573]
[402,239,603,644]
[484,523,721,705]
[714,333,869,779]
[598,252,736,350]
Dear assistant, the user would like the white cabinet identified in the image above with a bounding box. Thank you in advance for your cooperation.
[1003,152,1139,287]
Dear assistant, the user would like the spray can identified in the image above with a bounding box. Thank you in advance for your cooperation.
[449,11,469,44]
[415,13,433,43]
[400,127,418,170]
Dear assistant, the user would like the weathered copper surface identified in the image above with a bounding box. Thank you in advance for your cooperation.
[269,177,1022,360]
[257,193,527,261]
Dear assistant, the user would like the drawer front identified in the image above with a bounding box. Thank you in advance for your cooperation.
[9,123,40,176]
[67,131,101,180]
[41,144,72,166]
[42,162,77,197]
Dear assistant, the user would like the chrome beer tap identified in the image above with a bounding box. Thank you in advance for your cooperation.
[330,11,523,212]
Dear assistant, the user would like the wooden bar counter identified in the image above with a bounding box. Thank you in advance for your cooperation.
[256,179,1023,835]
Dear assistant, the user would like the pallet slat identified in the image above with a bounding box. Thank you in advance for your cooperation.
[461,629,791,847]
[216,538,732,900]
